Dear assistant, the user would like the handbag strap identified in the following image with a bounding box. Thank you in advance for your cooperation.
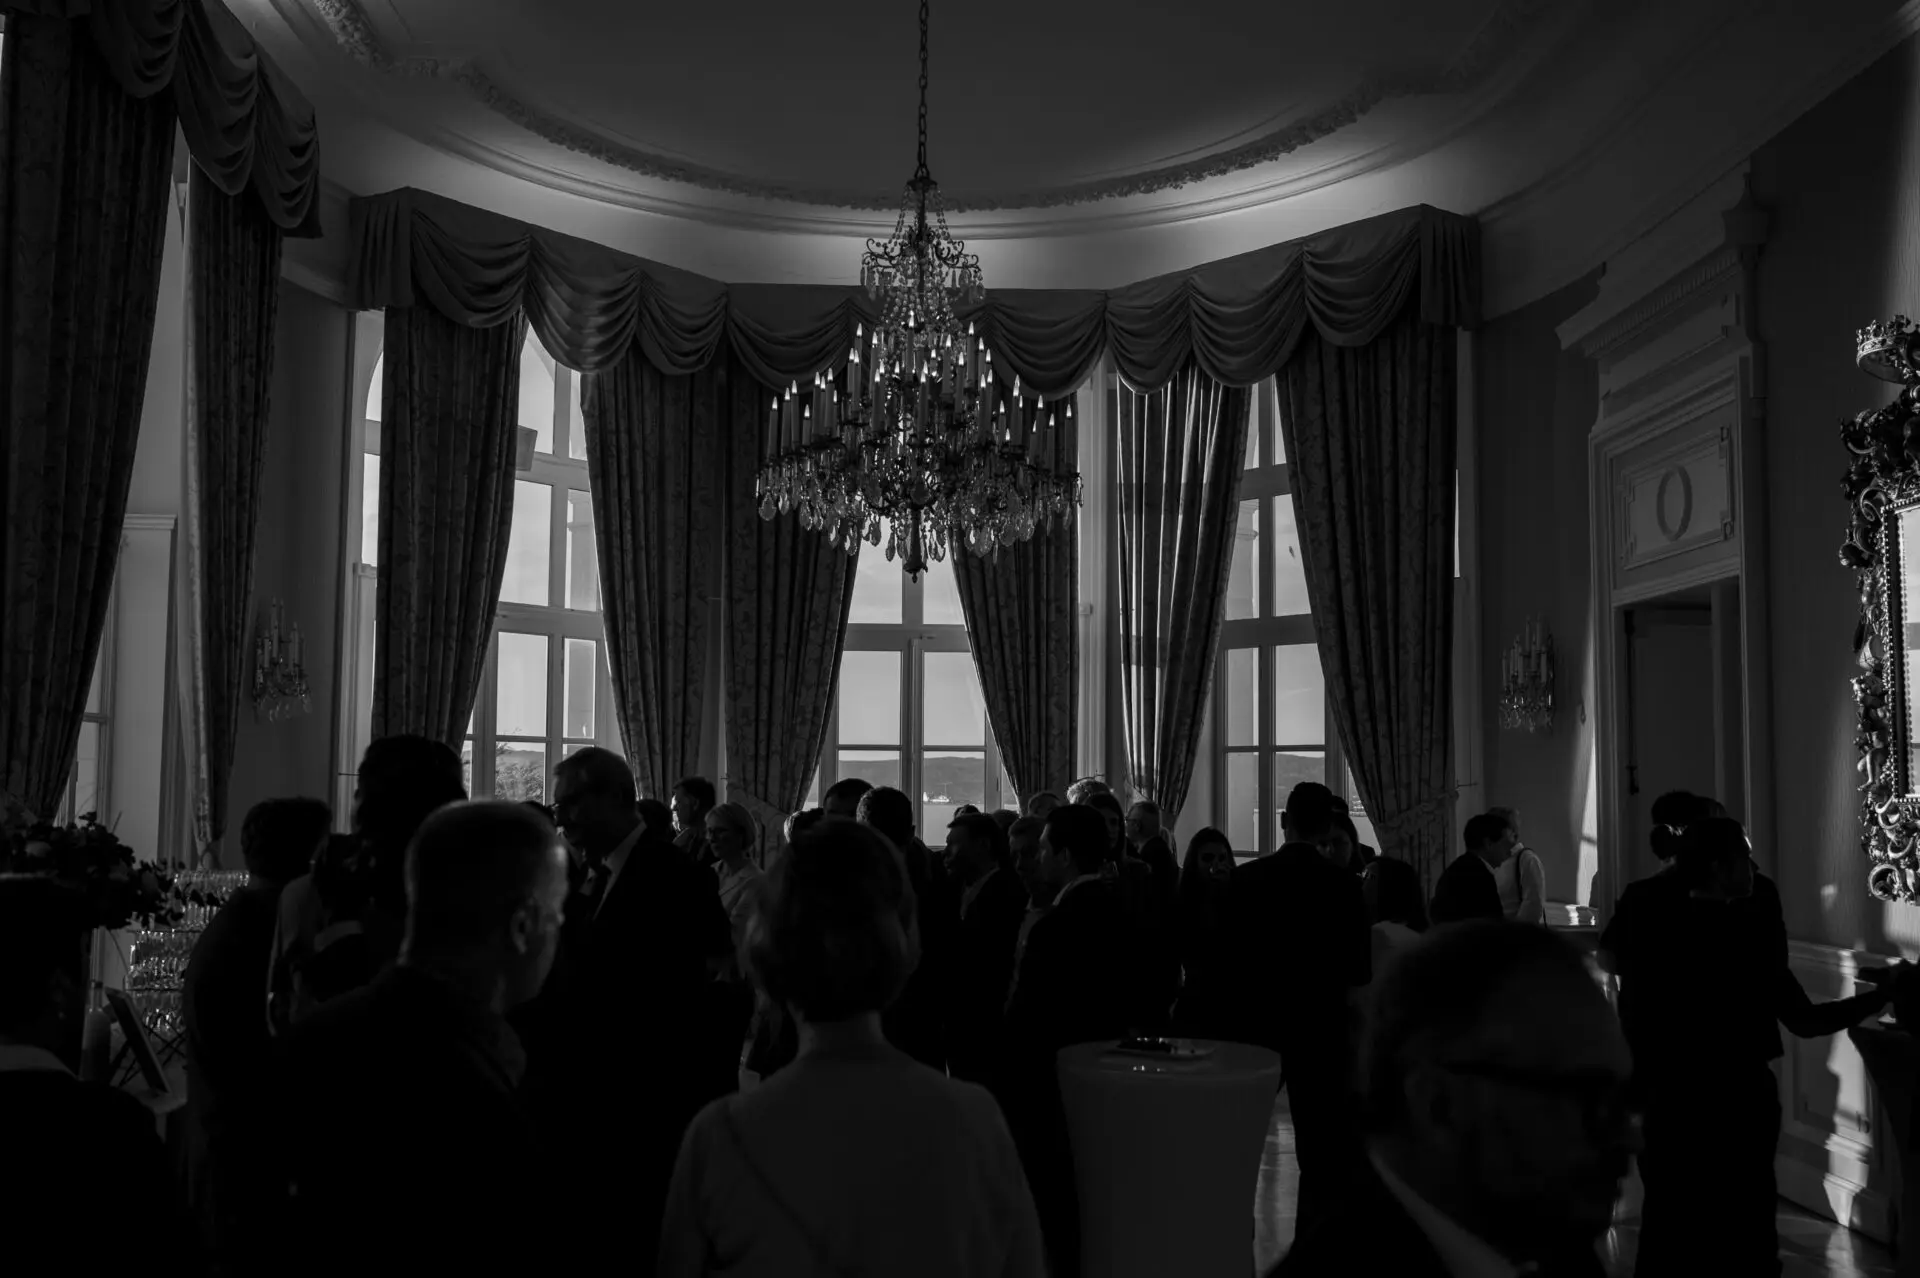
[718,1103,864,1278]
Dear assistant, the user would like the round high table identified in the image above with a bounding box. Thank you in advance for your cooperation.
[1056,1039,1283,1278]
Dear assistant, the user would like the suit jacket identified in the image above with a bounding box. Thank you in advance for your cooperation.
[1271,1157,1450,1278]
[1004,879,1131,1061]
[1208,844,1370,1062]
[885,837,952,1070]
[274,965,548,1276]
[945,866,1030,1083]
[1430,852,1503,925]
[1,1067,193,1273]
[181,884,284,1260]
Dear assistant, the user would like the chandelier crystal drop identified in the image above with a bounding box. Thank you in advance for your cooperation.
[751,0,1081,577]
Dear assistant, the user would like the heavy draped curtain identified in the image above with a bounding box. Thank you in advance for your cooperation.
[347,187,1478,392]
[0,14,175,817]
[182,168,282,852]
[3,0,322,234]
[1117,368,1252,823]
[953,413,1079,802]
[722,353,856,853]
[1281,310,1457,886]
[581,352,723,801]
[372,307,523,749]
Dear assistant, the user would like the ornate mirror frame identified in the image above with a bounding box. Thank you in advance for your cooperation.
[1842,316,1920,902]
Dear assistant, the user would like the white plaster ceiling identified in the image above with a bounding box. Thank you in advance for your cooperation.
[248,0,1920,310]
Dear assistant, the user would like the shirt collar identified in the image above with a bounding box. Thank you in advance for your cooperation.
[1370,1149,1524,1278]
[592,823,647,918]
[0,1042,74,1076]
[1052,872,1105,908]
[961,866,999,916]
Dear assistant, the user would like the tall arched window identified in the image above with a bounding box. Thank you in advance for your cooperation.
[352,326,619,801]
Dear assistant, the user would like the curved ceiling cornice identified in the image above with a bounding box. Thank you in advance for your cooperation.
[303,0,1560,214]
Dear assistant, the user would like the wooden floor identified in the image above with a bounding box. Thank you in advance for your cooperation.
[1253,1095,1899,1277]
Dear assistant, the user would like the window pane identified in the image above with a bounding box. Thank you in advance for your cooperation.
[73,721,101,819]
[849,547,903,623]
[922,555,964,624]
[497,633,549,736]
[1225,752,1259,855]
[1270,381,1287,464]
[462,739,475,797]
[923,751,985,839]
[838,651,900,744]
[84,643,105,716]
[566,490,598,611]
[366,354,383,423]
[836,749,899,793]
[519,330,555,455]
[502,480,553,605]
[1225,500,1259,620]
[569,372,588,461]
[1274,751,1327,816]
[361,454,381,568]
[495,742,547,803]
[923,652,985,746]
[563,638,597,739]
[1272,499,1309,617]
[1273,644,1325,747]
[1224,648,1258,748]
[1244,408,1259,470]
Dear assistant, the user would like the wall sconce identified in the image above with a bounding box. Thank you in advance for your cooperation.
[251,598,309,721]
[1498,617,1555,733]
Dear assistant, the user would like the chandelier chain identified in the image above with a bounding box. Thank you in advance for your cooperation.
[916,0,930,177]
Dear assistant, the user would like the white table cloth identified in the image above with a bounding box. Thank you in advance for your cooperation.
[1056,1039,1283,1278]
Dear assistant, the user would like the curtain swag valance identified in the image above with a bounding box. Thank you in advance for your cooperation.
[347,187,1479,396]
[6,0,322,235]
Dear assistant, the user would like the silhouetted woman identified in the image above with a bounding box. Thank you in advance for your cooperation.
[1174,827,1234,976]
[1600,817,1891,1276]
[1361,856,1428,984]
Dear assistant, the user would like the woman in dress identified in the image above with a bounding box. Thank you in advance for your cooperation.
[657,818,1044,1278]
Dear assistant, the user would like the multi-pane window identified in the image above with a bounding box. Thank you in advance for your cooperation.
[1216,381,1372,857]
[357,326,619,802]
[56,627,111,824]
[816,552,1014,838]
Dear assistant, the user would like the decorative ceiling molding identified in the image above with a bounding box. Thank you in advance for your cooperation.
[306,0,1555,213]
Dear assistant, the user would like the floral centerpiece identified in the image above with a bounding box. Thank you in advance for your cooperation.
[0,792,181,931]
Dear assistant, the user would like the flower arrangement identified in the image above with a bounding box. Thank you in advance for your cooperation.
[0,792,182,931]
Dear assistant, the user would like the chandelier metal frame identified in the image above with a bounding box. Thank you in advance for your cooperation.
[753,0,1082,577]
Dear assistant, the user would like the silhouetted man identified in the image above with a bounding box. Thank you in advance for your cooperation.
[822,776,874,820]
[1276,922,1635,1277]
[942,811,1027,1085]
[276,802,570,1275]
[671,775,718,867]
[1210,781,1370,1240]
[858,785,948,1071]
[1430,812,1514,925]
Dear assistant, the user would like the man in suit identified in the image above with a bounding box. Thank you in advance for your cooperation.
[551,748,734,1271]
[671,775,718,867]
[941,811,1028,1085]
[858,785,951,1071]
[1430,812,1515,925]
[821,775,873,820]
[275,802,570,1275]
[183,796,330,1272]
[1002,803,1131,1277]
[1275,922,1633,1277]
[1211,781,1370,1241]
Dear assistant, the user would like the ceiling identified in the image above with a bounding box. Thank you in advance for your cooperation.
[247,0,1920,306]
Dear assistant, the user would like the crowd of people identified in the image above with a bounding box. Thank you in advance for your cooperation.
[0,736,1906,1277]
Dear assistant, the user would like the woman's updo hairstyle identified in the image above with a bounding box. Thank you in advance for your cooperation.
[743,817,920,1022]
[1648,790,1718,861]
[1670,816,1751,889]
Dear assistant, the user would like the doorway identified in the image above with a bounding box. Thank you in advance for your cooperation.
[1617,578,1747,888]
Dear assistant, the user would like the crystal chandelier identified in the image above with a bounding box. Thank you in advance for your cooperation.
[1497,617,1555,734]
[753,0,1081,577]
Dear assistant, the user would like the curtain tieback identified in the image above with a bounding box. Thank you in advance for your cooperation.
[1370,787,1458,848]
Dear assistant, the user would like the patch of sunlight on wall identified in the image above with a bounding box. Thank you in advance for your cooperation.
[1880,900,1920,956]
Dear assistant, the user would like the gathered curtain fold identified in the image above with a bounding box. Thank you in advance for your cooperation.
[952,412,1079,803]
[3,0,322,233]
[721,352,856,858]
[0,14,177,817]
[347,187,1479,394]
[371,307,524,750]
[181,167,282,854]
[1280,307,1457,889]
[581,350,724,801]
[1116,367,1252,824]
